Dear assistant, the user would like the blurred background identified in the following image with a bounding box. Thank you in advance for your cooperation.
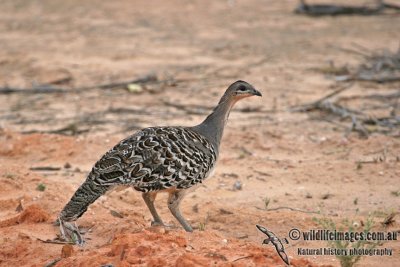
[0,1,399,266]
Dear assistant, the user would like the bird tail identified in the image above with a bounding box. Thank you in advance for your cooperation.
[59,179,110,222]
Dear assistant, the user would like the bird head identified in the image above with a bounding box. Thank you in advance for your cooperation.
[219,80,262,105]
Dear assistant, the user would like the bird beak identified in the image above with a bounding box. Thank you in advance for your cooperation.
[253,89,262,97]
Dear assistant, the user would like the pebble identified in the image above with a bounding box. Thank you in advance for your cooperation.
[233,180,242,190]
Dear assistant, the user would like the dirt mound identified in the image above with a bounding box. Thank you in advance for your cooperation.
[0,204,50,228]
[0,239,32,265]
[55,228,319,267]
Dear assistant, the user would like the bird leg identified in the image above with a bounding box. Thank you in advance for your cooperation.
[167,190,193,232]
[142,192,164,226]
[58,218,85,246]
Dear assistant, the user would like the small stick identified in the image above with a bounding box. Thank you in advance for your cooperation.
[36,237,74,245]
[338,75,400,83]
[256,206,320,214]
[0,73,158,95]
[30,166,61,171]
[74,73,157,90]
[44,258,62,267]
[232,255,253,262]
[383,2,400,10]
[0,86,68,94]
[290,83,353,112]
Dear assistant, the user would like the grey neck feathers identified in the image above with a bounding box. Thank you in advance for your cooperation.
[191,97,234,154]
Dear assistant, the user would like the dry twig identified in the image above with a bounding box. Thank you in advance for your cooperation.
[255,206,320,214]
[295,0,400,16]
[0,74,158,95]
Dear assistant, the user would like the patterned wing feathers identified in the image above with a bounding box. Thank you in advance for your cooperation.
[89,127,217,192]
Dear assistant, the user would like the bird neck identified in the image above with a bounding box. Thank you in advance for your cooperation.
[192,98,236,153]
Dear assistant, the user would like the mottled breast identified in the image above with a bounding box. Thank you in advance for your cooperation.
[88,127,217,192]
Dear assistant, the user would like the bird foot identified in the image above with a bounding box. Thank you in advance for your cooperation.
[58,218,85,246]
[150,221,181,231]
[150,220,165,227]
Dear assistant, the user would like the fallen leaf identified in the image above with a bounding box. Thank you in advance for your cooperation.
[127,83,143,93]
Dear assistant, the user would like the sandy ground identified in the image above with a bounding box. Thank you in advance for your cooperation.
[0,0,399,266]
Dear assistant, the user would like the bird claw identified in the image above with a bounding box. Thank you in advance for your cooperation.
[58,218,85,246]
[150,221,180,231]
[150,220,165,227]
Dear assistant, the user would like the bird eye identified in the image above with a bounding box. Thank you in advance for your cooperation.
[238,85,246,91]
